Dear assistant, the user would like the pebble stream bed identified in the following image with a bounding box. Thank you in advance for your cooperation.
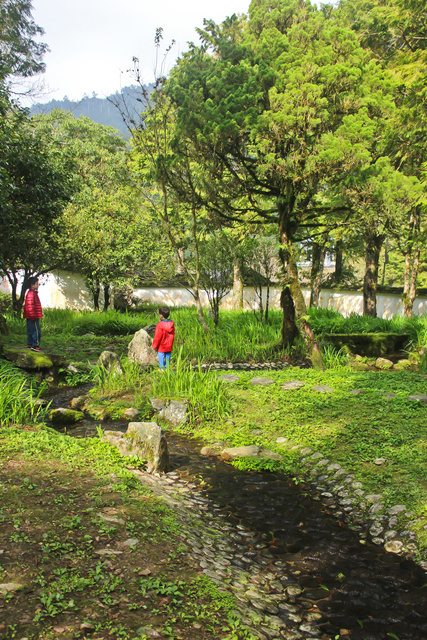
[64,410,427,640]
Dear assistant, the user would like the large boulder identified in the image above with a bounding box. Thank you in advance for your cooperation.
[102,422,169,473]
[128,329,158,367]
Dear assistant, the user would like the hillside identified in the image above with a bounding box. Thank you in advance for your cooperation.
[30,84,152,138]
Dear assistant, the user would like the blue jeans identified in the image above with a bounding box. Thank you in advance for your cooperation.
[27,319,41,348]
[158,352,171,370]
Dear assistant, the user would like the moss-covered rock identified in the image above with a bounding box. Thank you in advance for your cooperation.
[324,333,410,357]
[3,347,65,370]
[393,359,412,371]
[49,408,84,426]
[87,405,113,421]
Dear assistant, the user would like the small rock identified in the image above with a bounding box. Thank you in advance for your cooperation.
[366,494,383,502]
[123,538,139,547]
[388,505,406,515]
[219,374,240,382]
[374,458,386,465]
[385,540,403,554]
[350,388,366,395]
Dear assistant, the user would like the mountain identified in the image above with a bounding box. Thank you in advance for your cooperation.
[30,85,152,138]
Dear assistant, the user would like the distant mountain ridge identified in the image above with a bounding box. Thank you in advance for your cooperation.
[30,85,152,138]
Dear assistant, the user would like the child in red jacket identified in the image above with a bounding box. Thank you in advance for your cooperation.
[151,306,175,370]
[23,276,43,351]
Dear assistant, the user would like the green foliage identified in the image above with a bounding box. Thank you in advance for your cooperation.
[152,348,232,422]
[0,360,47,425]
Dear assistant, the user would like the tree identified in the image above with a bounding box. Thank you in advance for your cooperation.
[244,233,278,323]
[0,0,48,93]
[340,0,427,314]
[33,110,165,310]
[198,233,234,327]
[0,109,73,313]
[164,0,396,364]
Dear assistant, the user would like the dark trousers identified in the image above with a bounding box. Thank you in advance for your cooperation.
[26,319,41,348]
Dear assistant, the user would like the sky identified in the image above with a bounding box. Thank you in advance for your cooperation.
[28,0,252,103]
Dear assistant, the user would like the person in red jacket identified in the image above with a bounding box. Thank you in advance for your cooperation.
[23,276,43,351]
[151,306,175,370]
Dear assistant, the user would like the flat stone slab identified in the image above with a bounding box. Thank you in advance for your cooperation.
[408,394,427,403]
[310,385,334,393]
[0,582,24,592]
[221,445,282,461]
[350,388,366,396]
[281,381,305,391]
[219,374,240,382]
[250,377,276,386]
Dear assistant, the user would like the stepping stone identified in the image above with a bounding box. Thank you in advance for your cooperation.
[250,377,276,386]
[350,388,366,396]
[379,392,396,399]
[408,394,427,403]
[310,385,334,393]
[281,381,305,391]
[219,374,240,383]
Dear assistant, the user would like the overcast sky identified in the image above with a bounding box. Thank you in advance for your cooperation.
[28,0,251,103]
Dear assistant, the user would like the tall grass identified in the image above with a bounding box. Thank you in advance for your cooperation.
[152,348,231,421]
[0,361,48,425]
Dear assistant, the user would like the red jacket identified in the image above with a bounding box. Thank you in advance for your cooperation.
[23,290,43,320]
[152,319,175,353]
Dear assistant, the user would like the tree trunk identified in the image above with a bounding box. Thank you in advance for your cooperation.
[265,283,270,324]
[7,268,30,318]
[279,215,324,368]
[192,288,210,334]
[280,287,298,346]
[103,284,110,312]
[363,230,384,317]
[403,208,421,317]
[334,239,343,284]
[309,240,326,308]
[89,279,100,311]
[233,261,244,310]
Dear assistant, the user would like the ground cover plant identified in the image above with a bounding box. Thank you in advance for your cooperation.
[0,427,256,640]
[170,367,427,555]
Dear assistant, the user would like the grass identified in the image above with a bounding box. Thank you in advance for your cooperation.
[0,427,257,640]
[1,304,427,558]
[179,367,427,550]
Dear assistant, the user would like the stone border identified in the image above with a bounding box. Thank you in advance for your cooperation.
[275,438,427,570]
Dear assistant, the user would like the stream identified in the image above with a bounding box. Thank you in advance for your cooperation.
[47,386,427,640]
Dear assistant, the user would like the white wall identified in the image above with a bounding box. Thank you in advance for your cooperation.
[1,272,427,318]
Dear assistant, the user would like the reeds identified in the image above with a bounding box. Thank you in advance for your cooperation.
[151,348,231,421]
[0,361,47,425]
